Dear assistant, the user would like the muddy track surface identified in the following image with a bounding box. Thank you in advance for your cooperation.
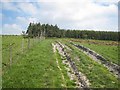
[70,42,120,78]
[53,41,90,88]
[52,43,67,88]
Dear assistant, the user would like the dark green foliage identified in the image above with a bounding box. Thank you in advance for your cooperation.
[26,22,119,41]
[64,30,119,41]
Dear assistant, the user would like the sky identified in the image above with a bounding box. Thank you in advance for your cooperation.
[0,0,119,35]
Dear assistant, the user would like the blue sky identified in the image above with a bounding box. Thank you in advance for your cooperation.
[1,0,119,35]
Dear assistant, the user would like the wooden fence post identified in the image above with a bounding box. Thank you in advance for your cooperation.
[32,38,34,46]
[36,37,37,43]
[28,37,30,49]
[22,38,24,53]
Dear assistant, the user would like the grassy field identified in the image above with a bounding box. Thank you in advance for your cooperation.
[61,39,119,88]
[2,38,76,88]
[70,39,119,65]
[2,36,119,88]
[2,35,39,69]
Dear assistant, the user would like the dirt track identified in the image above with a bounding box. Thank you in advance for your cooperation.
[70,42,120,78]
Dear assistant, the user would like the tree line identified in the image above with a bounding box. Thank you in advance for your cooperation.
[26,22,119,41]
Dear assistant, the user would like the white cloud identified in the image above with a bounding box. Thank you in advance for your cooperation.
[15,16,39,31]
[2,2,38,15]
[17,3,38,15]
[2,24,23,35]
[1,0,32,2]
[16,17,28,25]
[16,16,39,26]
[1,0,118,35]
[94,0,119,4]
[1,0,119,3]
[2,2,20,12]
[1,15,39,35]
[1,0,11,2]
[35,0,118,31]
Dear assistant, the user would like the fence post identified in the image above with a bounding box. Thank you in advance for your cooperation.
[22,38,24,53]
[36,37,37,43]
[32,38,34,46]
[28,37,30,49]
[9,44,12,66]
[33,38,34,46]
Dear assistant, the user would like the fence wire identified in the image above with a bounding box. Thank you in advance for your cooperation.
[2,37,45,70]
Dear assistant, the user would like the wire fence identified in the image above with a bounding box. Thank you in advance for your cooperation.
[2,36,45,70]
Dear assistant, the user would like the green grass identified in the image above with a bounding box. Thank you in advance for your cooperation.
[3,39,60,88]
[2,35,39,68]
[2,38,76,88]
[71,39,119,65]
[2,36,119,88]
[61,39,119,88]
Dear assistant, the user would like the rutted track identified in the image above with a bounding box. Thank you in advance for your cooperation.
[54,41,90,88]
[52,43,67,88]
[70,42,120,78]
